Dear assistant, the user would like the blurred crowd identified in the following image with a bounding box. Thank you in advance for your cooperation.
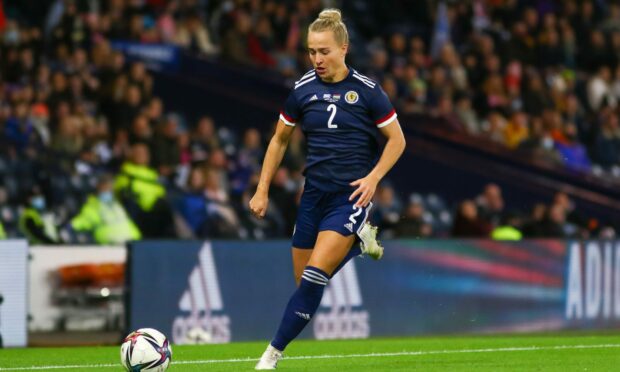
[212,0,620,176]
[1,0,619,243]
[372,181,609,240]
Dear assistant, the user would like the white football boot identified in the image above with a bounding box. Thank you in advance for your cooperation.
[358,222,384,260]
[255,344,283,370]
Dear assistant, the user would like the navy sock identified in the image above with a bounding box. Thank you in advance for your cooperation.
[271,266,329,351]
[331,245,362,277]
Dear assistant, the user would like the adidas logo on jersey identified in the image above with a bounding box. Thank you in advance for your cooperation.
[344,222,353,232]
[309,94,318,102]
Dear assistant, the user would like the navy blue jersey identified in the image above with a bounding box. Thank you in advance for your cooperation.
[279,68,397,192]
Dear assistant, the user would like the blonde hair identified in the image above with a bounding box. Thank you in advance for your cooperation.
[309,8,349,46]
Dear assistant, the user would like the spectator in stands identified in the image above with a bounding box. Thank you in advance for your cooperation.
[174,11,218,56]
[116,84,143,132]
[47,71,72,113]
[482,111,507,144]
[221,10,253,65]
[537,28,565,68]
[504,111,529,149]
[522,203,548,237]
[394,200,432,238]
[451,199,492,237]
[51,115,84,168]
[593,112,620,168]
[129,115,154,147]
[563,94,589,144]
[114,143,174,238]
[152,115,181,178]
[518,116,562,166]
[71,175,141,245]
[522,72,552,117]
[203,167,240,238]
[4,101,42,156]
[478,74,508,116]
[267,168,298,235]
[282,126,306,177]
[128,62,153,100]
[454,94,480,135]
[144,97,164,129]
[178,166,209,237]
[207,148,231,193]
[476,183,505,226]
[554,123,592,172]
[231,128,264,196]
[553,191,587,233]
[539,203,569,237]
[18,186,60,244]
[587,66,615,111]
[372,183,402,237]
[432,94,464,132]
[190,116,220,162]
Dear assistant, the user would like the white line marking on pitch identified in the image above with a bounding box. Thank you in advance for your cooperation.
[1,343,619,370]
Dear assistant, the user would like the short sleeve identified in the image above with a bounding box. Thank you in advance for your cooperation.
[369,87,397,128]
[279,91,300,127]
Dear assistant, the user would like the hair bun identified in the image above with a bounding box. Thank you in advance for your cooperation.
[318,9,342,23]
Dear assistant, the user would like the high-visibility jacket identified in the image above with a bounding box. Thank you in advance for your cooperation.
[114,162,166,211]
[71,195,141,244]
[18,207,59,244]
[491,226,523,241]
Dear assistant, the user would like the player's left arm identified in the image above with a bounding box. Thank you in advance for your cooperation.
[349,119,406,208]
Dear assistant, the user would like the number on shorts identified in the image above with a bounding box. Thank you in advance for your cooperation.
[349,205,363,225]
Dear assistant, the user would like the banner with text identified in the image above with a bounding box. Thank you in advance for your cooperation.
[127,240,620,344]
[110,41,180,72]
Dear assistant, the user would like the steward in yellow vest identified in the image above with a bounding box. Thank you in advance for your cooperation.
[18,188,60,244]
[71,175,141,244]
[114,143,166,212]
[114,143,175,238]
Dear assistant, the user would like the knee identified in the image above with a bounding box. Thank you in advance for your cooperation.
[300,266,330,290]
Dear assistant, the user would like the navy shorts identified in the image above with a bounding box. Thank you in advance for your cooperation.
[292,180,374,249]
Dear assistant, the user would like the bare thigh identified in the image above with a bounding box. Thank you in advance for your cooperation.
[307,231,356,277]
[292,247,313,286]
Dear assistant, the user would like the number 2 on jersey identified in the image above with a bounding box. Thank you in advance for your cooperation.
[327,104,338,129]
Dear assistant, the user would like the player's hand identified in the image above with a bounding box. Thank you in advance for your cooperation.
[249,191,269,219]
[349,174,379,208]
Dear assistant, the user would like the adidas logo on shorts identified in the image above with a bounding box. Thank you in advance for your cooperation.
[344,222,353,232]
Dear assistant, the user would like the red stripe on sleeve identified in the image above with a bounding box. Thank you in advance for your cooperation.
[280,111,296,124]
[375,109,396,125]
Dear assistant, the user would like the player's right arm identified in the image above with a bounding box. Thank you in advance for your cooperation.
[249,119,296,218]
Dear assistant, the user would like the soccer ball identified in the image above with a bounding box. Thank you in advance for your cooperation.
[120,328,172,371]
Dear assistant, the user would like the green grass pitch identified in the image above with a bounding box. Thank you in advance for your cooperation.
[2,333,620,371]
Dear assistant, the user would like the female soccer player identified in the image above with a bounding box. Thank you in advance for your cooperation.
[250,8,406,370]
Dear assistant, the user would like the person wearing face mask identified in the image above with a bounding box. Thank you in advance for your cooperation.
[18,187,60,244]
[70,175,141,244]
